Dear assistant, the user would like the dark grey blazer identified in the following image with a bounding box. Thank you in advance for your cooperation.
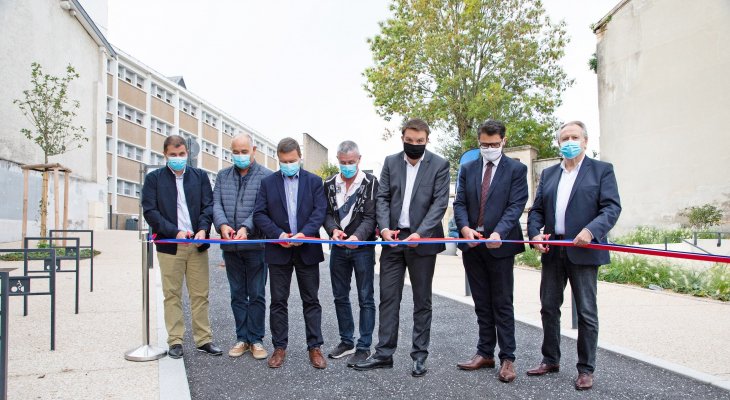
[376,150,450,256]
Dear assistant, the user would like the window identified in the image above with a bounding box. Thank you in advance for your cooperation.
[116,179,141,198]
[150,117,172,136]
[222,121,235,135]
[151,83,173,104]
[267,147,276,158]
[202,140,218,156]
[222,149,232,162]
[117,65,145,89]
[106,59,112,73]
[179,99,197,116]
[150,152,165,166]
[106,137,113,153]
[179,130,195,143]
[117,103,145,125]
[106,97,114,113]
[117,141,144,162]
[207,172,217,187]
[202,111,218,127]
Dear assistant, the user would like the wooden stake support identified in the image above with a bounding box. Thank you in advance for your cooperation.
[20,163,72,247]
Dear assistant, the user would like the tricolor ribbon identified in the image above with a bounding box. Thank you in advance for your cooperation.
[150,235,730,264]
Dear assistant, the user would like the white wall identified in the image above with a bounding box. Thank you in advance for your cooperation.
[0,0,109,240]
[596,0,730,232]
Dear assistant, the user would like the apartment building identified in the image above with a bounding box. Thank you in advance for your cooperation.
[106,49,279,218]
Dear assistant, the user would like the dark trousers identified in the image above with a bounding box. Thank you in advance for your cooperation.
[269,252,323,350]
[375,231,436,361]
[330,246,376,350]
[540,246,599,373]
[462,246,516,362]
[222,249,267,344]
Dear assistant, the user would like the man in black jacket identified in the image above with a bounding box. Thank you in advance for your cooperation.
[323,140,379,366]
[142,135,222,359]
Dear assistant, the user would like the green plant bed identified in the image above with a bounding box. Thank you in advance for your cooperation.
[0,249,101,262]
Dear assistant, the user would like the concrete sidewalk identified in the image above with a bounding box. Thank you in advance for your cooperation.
[419,251,730,389]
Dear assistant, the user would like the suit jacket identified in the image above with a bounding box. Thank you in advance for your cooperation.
[142,166,213,255]
[453,155,528,257]
[527,156,621,266]
[376,150,450,256]
[252,169,327,265]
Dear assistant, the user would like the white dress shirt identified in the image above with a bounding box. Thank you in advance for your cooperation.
[397,154,423,229]
[335,170,365,229]
[554,160,583,235]
[476,153,502,231]
[173,168,193,234]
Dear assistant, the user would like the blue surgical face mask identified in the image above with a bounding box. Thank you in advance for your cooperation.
[339,164,357,179]
[232,154,251,170]
[560,140,582,159]
[167,156,187,172]
[279,161,300,177]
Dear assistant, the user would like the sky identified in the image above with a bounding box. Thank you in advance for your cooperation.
[106,0,618,171]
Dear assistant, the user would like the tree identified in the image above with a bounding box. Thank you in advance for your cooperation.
[364,0,570,166]
[14,62,87,238]
[315,162,340,181]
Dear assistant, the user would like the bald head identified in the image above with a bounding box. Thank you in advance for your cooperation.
[231,133,256,163]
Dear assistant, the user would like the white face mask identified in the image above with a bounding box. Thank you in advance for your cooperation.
[480,146,502,162]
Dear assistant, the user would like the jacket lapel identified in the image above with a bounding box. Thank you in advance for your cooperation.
[485,155,507,203]
[275,172,288,212]
[182,169,195,229]
[567,157,592,207]
[410,151,432,202]
[472,158,482,206]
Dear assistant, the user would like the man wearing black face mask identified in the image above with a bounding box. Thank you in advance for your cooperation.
[353,118,450,378]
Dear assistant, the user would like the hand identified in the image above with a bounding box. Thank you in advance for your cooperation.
[403,232,421,248]
[381,229,400,247]
[234,227,248,240]
[279,232,293,248]
[193,230,206,247]
[460,227,480,248]
[532,234,549,253]
[220,224,234,240]
[332,229,347,247]
[344,235,359,249]
[573,229,593,247]
[176,230,190,246]
[486,232,502,249]
[290,232,305,247]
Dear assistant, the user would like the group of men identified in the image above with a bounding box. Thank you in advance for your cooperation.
[142,118,620,391]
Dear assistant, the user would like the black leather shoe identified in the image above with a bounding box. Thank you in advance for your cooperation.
[197,342,223,356]
[412,359,428,377]
[168,344,183,359]
[352,356,393,371]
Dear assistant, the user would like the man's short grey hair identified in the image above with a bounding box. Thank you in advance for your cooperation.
[231,133,254,147]
[337,140,360,156]
[557,121,588,140]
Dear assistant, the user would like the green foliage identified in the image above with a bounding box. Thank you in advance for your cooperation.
[315,162,340,181]
[679,204,723,231]
[612,226,692,245]
[13,62,87,164]
[0,249,100,262]
[588,53,598,73]
[365,0,571,167]
[515,246,542,269]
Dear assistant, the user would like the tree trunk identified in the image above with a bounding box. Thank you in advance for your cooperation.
[40,170,48,240]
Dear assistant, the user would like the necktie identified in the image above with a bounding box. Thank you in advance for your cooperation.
[476,161,494,228]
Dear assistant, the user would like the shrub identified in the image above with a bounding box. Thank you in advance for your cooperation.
[612,226,691,245]
[679,204,723,231]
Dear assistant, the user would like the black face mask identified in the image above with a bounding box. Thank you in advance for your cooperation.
[403,142,426,160]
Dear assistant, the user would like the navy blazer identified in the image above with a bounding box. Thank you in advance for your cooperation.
[527,156,621,266]
[252,169,327,266]
[453,155,528,257]
[142,166,213,255]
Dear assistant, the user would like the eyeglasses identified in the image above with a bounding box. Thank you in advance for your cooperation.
[479,142,502,149]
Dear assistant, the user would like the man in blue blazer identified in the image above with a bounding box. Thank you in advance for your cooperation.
[252,137,328,369]
[526,121,621,391]
[453,120,528,383]
[142,135,222,359]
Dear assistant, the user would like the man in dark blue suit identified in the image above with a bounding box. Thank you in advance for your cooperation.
[452,120,528,383]
[526,121,621,391]
[252,137,328,369]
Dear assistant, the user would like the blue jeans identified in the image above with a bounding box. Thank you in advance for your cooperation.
[329,245,376,350]
[539,246,599,373]
[222,250,267,344]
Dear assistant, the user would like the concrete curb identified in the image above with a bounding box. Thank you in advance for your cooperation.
[430,286,730,393]
[156,267,192,400]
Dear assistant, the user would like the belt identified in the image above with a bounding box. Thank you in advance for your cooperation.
[553,234,565,240]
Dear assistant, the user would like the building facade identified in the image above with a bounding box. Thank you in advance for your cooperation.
[301,132,328,173]
[594,0,730,232]
[106,50,278,223]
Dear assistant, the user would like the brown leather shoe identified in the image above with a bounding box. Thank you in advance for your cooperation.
[309,347,327,369]
[526,363,560,376]
[575,372,593,390]
[498,360,517,382]
[268,348,286,368]
[457,354,496,370]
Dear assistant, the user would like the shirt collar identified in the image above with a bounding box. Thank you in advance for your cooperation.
[403,153,425,166]
[169,166,186,178]
[482,153,503,168]
[560,158,584,173]
[335,170,365,186]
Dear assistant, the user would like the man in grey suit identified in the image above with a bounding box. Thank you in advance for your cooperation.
[353,118,450,377]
